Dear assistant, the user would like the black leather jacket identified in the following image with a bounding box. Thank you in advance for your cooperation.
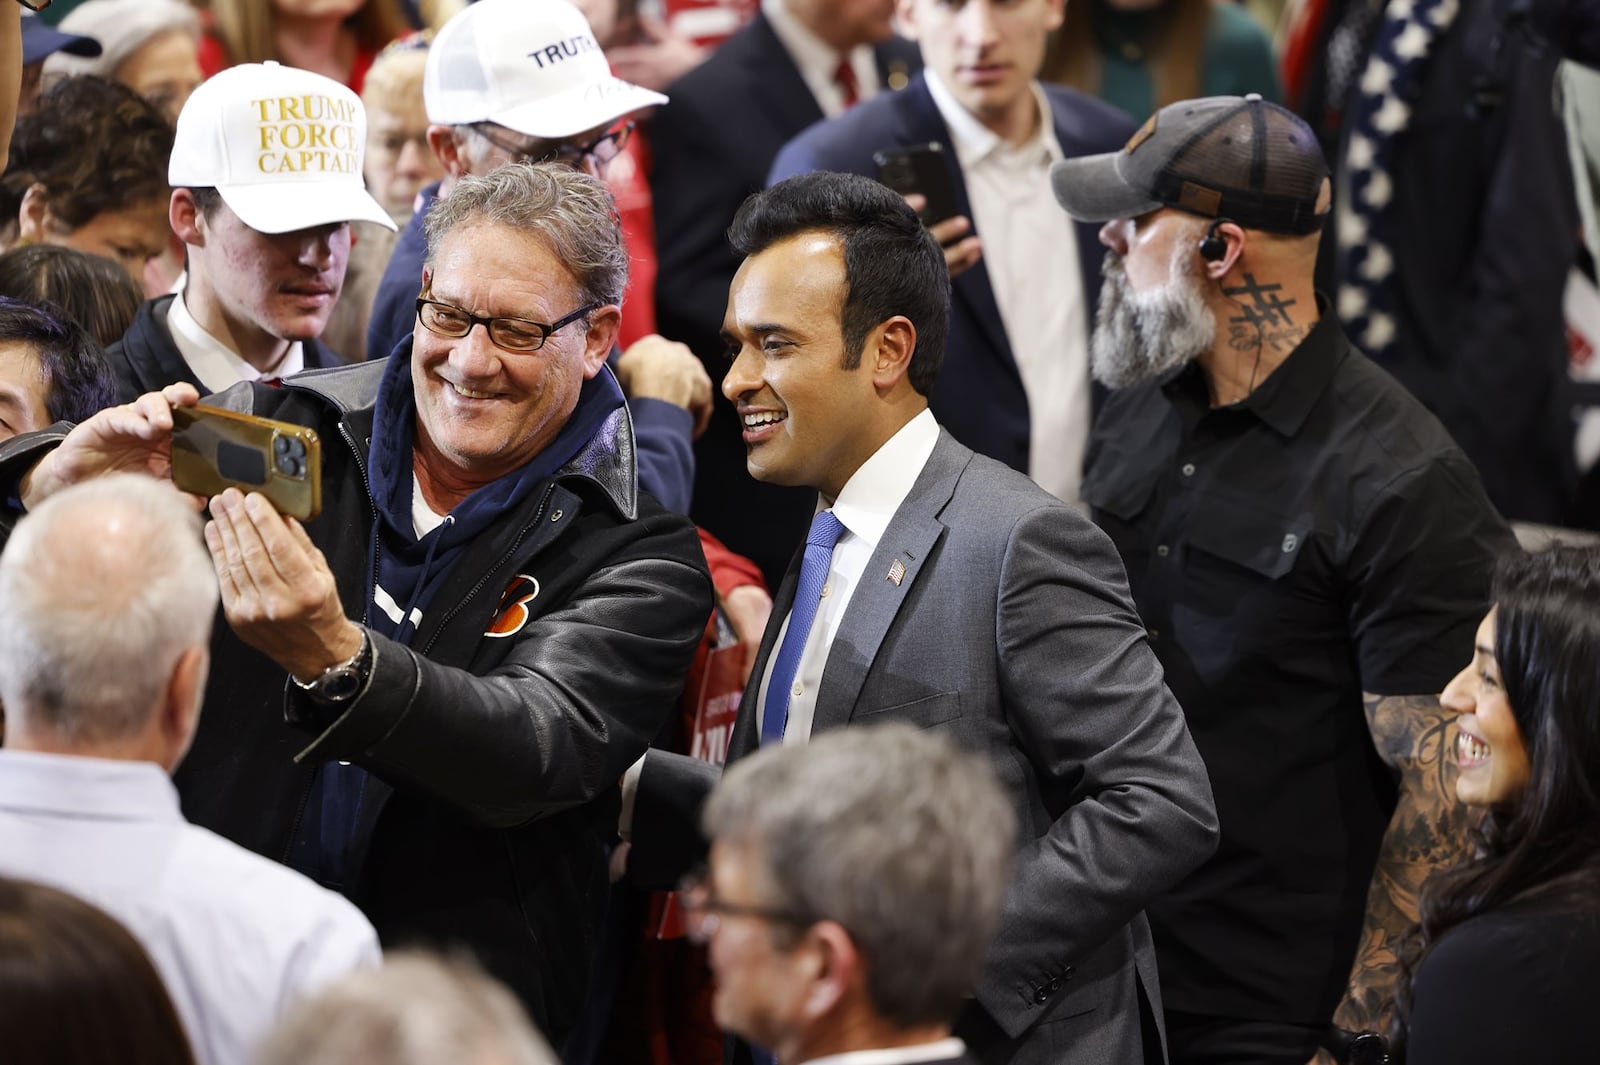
[0,360,713,1045]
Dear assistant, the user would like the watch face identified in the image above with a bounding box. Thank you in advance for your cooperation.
[320,668,362,702]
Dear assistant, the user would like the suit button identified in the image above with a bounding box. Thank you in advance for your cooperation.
[1049,977,1061,992]
[1064,966,1075,980]
[1033,987,1050,1004]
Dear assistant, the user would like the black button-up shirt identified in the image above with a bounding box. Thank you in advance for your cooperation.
[1082,311,1516,1027]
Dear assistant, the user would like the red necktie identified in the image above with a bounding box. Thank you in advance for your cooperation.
[832,56,860,109]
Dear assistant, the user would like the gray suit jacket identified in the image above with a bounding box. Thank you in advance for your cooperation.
[639,431,1217,1065]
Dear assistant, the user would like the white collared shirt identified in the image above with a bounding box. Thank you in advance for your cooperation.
[756,409,941,743]
[167,283,306,393]
[762,0,881,118]
[0,750,379,1065]
[924,70,1090,506]
[805,1038,969,1065]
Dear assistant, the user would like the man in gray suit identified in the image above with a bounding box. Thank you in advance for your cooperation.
[670,171,1218,1065]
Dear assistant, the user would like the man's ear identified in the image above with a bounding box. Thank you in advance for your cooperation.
[894,0,920,39]
[798,920,859,1023]
[869,315,917,392]
[160,646,209,773]
[170,189,204,247]
[429,125,472,180]
[581,305,623,378]
[1203,221,1247,280]
[17,183,50,243]
[1043,0,1065,34]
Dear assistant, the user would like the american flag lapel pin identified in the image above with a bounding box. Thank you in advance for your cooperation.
[886,559,906,586]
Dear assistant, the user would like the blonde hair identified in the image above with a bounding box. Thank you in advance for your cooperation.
[208,0,412,67]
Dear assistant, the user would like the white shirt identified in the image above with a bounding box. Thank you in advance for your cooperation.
[924,70,1090,505]
[0,750,379,1065]
[805,1038,969,1065]
[167,285,305,393]
[756,409,941,742]
[762,0,881,118]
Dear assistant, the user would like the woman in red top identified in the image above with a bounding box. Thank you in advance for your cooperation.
[199,0,411,95]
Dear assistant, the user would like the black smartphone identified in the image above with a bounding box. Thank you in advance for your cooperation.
[873,142,960,228]
[170,406,323,521]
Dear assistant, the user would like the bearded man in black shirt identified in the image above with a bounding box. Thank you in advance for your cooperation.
[1052,95,1519,1065]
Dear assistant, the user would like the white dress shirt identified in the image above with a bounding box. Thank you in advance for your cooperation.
[756,409,941,742]
[805,1038,969,1065]
[168,285,305,393]
[762,0,881,118]
[924,70,1090,505]
[0,750,379,1065]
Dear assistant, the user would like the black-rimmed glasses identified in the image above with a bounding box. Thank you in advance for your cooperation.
[677,868,812,945]
[469,120,635,171]
[416,296,601,353]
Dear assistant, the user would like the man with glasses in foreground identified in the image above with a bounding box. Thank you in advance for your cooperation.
[689,723,1015,1065]
[0,162,714,1053]
[366,0,710,515]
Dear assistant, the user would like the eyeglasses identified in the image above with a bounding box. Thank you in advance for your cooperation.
[469,121,635,171]
[677,869,812,945]
[415,296,601,353]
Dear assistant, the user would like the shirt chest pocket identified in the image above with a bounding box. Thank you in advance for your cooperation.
[1174,502,1322,668]
[1184,503,1309,583]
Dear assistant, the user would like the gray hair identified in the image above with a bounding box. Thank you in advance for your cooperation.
[703,723,1017,1029]
[423,162,627,306]
[45,0,201,83]
[0,474,216,744]
[253,952,558,1065]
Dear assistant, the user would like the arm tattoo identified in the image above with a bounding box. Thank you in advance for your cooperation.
[1223,274,1310,354]
[1332,692,1477,1032]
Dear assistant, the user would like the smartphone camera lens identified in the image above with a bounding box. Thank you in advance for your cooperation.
[274,436,307,479]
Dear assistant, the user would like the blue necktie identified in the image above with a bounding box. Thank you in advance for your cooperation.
[761,510,846,746]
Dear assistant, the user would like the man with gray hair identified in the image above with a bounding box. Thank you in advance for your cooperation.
[0,162,713,1051]
[255,953,559,1065]
[0,474,379,1065]
[691,723,1014,1065]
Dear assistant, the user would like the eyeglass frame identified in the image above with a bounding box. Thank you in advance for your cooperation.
[467,120,635,170]
[415,295,603,353]
[677,867,814,945]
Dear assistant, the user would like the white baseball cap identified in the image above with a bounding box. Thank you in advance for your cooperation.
[169,62,396,235]
[425,0,668,140]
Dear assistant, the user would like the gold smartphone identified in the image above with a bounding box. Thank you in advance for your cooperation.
[170,406,323,521]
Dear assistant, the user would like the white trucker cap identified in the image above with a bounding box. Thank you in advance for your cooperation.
[425,0,668,140]
[169,62,396,234]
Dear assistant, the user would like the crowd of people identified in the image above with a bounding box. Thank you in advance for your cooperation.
[0,1,1595,1065]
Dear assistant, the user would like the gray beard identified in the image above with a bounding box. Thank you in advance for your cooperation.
[1090,250,1215,390]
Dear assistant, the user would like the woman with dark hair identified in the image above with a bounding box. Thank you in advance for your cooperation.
[0,244,144,349]
[0,76,176,290]
[1388,546,1600,1063]
[0,876,197,1065]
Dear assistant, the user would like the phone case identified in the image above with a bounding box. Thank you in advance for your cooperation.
[873,142,960,227]
[171,406,323,521]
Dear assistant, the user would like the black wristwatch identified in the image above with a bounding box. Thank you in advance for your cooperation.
[291,630,372,704]
[1323,1026,1390,1065]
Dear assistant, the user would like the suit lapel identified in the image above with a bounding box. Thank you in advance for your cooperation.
[810,433,971,735]
[892,78,1018,379]
[744,15,826,140]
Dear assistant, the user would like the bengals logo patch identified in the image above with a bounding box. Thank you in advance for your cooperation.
[486,574,541,638]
